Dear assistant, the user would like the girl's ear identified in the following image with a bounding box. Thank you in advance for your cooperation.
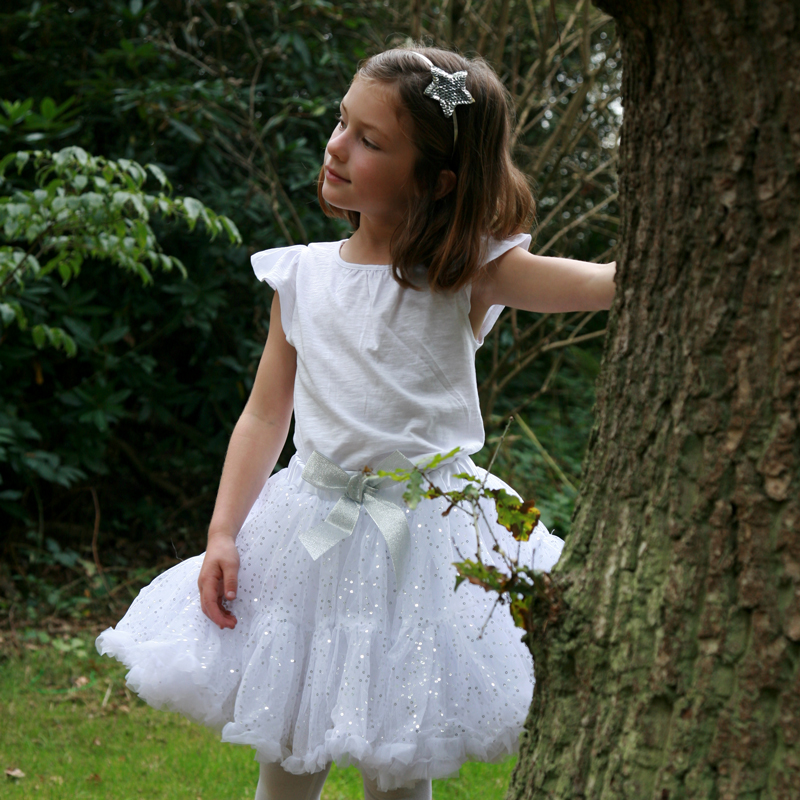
[434,169,457,200]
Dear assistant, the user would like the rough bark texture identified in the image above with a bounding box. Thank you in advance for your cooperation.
[510,1,800,798]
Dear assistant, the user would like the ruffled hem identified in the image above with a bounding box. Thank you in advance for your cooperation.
[96,454,563,792]
[96,625,235,731]
[258,727,520,791]
[97,621,526,790]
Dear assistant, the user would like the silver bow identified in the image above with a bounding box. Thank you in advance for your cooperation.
[299,451,414,586]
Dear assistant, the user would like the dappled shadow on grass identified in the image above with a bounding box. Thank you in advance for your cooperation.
[1,630,517,799]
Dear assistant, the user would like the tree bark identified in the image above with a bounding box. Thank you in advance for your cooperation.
[511,1,800,798]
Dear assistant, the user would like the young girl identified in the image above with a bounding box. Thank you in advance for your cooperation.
[97,46,615,799]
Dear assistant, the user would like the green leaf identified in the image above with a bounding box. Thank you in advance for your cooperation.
[182,197,204,228]
[167,118,203,144]
[31,324,47,348]
[112,190,148,218]
[419,447,461,470]
[63,335,78,357]
[485,488,541,542]
[58,259,72,283]
[219,215,242,244]
[99,325,130,345]
[145,163,170,189]
[292,33,311,67]
[40,97,57,120]
[402,469,425,510]
[0,152,16,178]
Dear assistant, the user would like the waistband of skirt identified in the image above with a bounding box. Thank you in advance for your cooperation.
[277,450,486,506]
[288,448,476,476]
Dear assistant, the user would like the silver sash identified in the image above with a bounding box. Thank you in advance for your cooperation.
[299,450,414,586]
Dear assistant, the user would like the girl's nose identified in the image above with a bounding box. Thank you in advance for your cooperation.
[326,127,347,162]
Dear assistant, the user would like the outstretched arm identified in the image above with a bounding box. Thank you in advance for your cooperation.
[471,246,616,320]
[198,291,296,629]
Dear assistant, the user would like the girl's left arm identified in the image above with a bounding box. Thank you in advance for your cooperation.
[473,247,616,314]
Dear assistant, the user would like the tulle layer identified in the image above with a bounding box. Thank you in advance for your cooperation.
[96,454,563,791]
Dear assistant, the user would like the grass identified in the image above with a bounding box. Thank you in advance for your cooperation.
[1,628,518,799]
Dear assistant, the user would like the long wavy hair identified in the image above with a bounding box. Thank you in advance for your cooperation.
[317,45,535,292]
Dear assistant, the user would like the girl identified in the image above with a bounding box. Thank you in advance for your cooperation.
[97,46,615,799]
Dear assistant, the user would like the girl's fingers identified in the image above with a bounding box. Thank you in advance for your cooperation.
[198,548,240,629]
[198,568,227,627]
[223,561,239,601]
[216,591,237,628]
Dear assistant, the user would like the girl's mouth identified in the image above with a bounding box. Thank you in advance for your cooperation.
[325,166,350,183]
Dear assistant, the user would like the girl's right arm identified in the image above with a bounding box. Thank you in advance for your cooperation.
[198,291,296,629]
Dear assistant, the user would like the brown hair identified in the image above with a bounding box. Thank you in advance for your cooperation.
[317,45,535,292]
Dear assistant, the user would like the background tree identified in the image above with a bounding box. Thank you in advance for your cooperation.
[510,1,800,797]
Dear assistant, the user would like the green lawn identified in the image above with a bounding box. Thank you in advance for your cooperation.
[1,630,517,799]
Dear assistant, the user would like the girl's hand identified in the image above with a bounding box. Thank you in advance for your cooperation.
[198,536,240,629]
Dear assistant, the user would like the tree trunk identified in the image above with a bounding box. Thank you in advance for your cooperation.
[510,1,800,798]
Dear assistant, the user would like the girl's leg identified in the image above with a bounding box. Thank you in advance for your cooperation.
[360,771,433,800]
[255,761,331,800]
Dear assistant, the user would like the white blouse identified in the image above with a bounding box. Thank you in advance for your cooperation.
[251,234,531,471]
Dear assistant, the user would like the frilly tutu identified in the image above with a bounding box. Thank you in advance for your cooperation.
[96,454,563,791]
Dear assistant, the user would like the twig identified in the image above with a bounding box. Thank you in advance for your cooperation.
[111,436,186,500]
[539,328,605,353]
[515,415,577,493]
[536,191,619,255]
[477,592,503,639]
[484,415,514,478]
[90,487,113,596]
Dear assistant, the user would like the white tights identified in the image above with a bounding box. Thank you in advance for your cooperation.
[255,761,433,800]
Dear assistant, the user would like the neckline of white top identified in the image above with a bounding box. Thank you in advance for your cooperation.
[333,239,393,270]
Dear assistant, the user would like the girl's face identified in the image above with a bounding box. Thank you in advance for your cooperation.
[322,77,419,228]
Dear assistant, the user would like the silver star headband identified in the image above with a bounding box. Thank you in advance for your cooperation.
[404,51,475,145]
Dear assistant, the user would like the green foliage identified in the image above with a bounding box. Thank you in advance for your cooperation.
[1,145,241,354]
[0,145,240,539]
[0,0,384,603]
[0,96,81,143]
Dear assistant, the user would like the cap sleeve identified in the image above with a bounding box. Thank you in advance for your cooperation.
[469,233,533,347]
[481,232,532,267]
[251,245,305,344]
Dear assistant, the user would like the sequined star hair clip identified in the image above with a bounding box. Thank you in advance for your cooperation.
[404,51,475,146]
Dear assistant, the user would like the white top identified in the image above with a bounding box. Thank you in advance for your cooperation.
[251,234,531,470]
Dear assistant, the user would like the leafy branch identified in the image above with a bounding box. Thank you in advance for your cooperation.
[379,419,565,641]
[0,145,241,355]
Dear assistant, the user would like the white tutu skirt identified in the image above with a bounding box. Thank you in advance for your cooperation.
[96,454,563,791]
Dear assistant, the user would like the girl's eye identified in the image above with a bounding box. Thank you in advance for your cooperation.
[362,138,378,150]
[335,115,346,129]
